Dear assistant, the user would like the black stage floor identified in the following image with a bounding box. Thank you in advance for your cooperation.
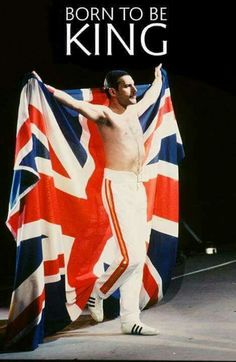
[1,248,236,360]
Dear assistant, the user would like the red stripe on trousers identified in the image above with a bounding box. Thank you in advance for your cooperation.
[100,179,129,294]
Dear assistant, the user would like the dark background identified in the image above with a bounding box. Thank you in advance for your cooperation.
[0,0,235,285]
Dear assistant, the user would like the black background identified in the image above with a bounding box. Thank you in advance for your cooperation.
[0,0,235,283]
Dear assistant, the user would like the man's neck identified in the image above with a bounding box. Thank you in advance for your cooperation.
[109,99,126,114]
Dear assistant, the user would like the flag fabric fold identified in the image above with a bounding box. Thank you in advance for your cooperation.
[5,69,184,351]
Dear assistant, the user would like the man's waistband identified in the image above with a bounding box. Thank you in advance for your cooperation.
[103,168,149,183]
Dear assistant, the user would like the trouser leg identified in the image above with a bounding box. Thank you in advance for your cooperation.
[95,175,148,323]
[119,261,144,324]
[119,183,148,323]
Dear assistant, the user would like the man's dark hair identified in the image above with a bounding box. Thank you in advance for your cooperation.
[103,70,129,98]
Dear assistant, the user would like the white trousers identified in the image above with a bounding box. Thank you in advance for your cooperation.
[95,168,149,324]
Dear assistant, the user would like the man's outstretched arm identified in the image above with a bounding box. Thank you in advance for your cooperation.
[32,71,110,123]
[135,64,163,117]
[47,85,110,123]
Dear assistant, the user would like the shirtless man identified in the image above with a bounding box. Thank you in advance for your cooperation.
[45,64,162,335]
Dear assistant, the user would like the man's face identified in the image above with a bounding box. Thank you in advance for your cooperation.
[113,75,137,107]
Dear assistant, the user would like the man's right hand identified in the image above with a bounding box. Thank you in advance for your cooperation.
[32,70,42,81]
[45,84,56,94]
[154,64,162,80]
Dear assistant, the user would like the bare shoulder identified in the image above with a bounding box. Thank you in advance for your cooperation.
[102,105,113,116]
[91,104,112,115]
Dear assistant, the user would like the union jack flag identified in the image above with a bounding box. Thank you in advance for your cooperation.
[5,69,184,350]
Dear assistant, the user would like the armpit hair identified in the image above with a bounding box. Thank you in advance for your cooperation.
[97,117,112,126]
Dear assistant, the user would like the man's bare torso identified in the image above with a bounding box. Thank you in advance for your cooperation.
[45,65,162,174]
[97,106,145,174]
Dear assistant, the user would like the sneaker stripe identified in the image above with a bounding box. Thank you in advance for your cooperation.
[131,324,143,335]
[131,325,143,335]
[122,323,157,335]
[87,294,104,322]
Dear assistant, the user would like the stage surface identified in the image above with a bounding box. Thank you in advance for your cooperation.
[1,249,236,360]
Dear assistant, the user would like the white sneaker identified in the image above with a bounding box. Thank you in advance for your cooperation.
[121,321,159,335]
[87,292,104,322]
